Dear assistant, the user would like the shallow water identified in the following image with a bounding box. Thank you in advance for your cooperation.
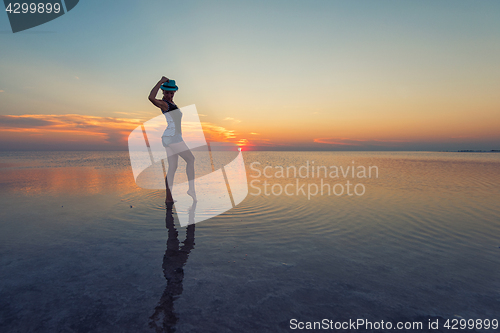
[1,151,499,332]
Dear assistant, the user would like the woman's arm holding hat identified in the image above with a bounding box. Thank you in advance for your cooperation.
[148,77,169,109]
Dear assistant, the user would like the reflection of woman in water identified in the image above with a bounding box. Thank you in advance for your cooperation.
[149,206,196,332]
[149,77,197,207]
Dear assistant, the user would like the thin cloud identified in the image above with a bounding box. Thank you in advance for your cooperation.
[250,132,260,135]
[200,122,268,147]
[200,122,236,141]
[0,115,55,127]
[235,138,273,147]
[0,114,141,146]
[237,138,249,146]
[0,90,4,93]
[0,114,266,150]
[223,117,241,123]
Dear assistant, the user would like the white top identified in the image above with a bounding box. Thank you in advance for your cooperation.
[162,112,176,137]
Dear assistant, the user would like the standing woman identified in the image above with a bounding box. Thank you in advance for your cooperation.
[148,76,197,207]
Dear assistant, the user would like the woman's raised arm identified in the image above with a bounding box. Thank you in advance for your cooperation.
[148,77,169,109]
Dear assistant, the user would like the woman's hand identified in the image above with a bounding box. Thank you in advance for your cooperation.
[149,77,170,109]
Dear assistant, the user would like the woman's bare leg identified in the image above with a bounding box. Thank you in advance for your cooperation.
[178,149,196,201]
[165,152,179,204]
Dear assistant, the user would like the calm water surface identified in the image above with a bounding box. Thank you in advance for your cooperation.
[1,151,499,332]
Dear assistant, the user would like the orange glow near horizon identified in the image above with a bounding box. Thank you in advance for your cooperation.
[1,110,499,151]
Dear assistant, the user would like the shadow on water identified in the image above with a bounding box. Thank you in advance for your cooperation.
[149,203,197,333]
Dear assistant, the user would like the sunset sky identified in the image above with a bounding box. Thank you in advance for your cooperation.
[1,0,499,151]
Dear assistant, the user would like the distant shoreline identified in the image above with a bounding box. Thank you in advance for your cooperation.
[441,150,500,153]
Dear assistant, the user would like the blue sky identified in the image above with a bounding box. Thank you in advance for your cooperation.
[1,1,499,150]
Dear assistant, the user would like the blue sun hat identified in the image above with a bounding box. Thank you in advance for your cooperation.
[160,80,179,91]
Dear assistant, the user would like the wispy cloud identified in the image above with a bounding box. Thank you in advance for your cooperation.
[239,138,274,147]
[200,123,272,148]
[0,115,55,128]
[0,114,270,150]
[0,90,4,93]
[0,114,141,147]
[237,138,249,146]
[200,122,236,141]
[223,117,241,123]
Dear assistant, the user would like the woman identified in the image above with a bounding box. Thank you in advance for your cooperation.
[148,76,196,207]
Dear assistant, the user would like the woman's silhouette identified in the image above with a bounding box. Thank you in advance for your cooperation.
[149,77,197,208]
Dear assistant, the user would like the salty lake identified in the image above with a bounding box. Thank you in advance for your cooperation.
[1,151,499,332]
